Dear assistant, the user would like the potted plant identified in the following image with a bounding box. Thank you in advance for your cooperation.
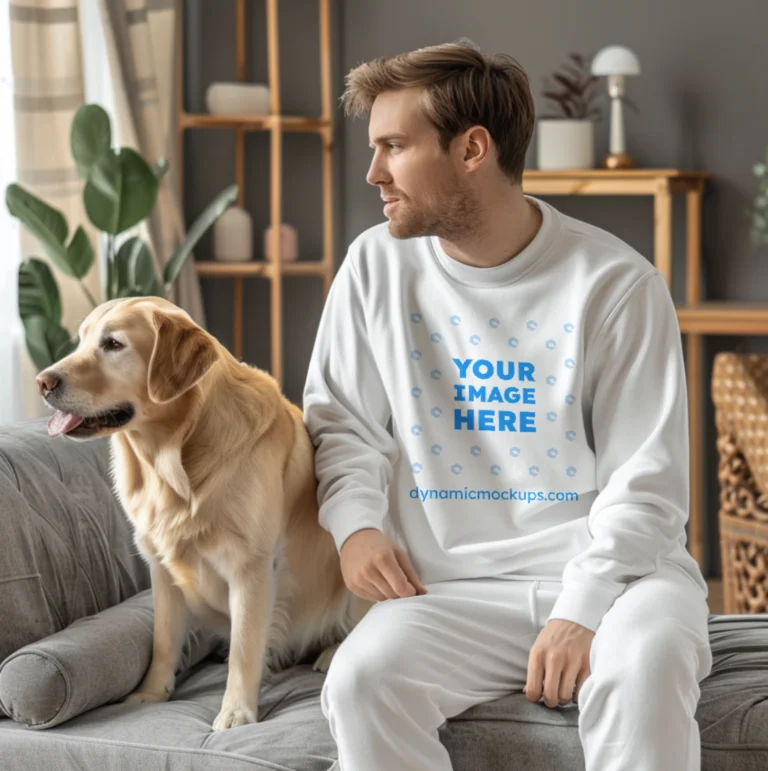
[537,53,601,171]
[6,103,238,371]
[750,149,768,246]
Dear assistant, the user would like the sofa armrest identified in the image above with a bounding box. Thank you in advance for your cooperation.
[0,418,149,662]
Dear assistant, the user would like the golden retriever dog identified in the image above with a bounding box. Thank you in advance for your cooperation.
[35,296,368,730]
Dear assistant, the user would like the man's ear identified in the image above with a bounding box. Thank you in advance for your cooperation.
[147,310,218,404]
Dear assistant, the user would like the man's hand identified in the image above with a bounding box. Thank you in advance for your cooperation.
[339,528,428,602]
[524,619,595,708]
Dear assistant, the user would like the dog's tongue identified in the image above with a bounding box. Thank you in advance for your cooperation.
[47,411,84,438]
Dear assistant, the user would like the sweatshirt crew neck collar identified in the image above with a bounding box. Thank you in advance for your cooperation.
[428,196,561,288]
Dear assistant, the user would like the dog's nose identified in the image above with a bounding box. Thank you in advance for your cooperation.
[36,370,62,397]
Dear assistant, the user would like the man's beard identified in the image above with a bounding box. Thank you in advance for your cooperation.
[387,181,481,241]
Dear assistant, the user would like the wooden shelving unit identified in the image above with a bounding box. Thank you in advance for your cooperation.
[176,0,335,386]
[523,169,768,572]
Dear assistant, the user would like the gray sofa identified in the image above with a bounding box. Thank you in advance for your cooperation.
[1,418,767,771]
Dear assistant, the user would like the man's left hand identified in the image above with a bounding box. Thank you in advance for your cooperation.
[524,619,595,708]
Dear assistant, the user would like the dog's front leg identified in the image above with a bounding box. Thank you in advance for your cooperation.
[213,558,273,730]
[124,558,188,704]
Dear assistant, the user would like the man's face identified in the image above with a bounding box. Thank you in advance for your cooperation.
[367,88,479,240]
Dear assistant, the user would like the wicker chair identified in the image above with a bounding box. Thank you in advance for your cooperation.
[712,352,768,613]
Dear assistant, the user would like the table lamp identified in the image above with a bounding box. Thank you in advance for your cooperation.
[591,45,641,169]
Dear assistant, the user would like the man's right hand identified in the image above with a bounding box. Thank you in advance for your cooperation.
[339,528,428,602]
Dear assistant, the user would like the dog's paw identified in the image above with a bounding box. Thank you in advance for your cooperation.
[312,642,341,673]
[213,704,257,731]
[123,688,171,705]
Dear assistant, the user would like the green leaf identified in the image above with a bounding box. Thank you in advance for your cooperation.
[71,104,112,178]
[22,316,73,372]
[117,287,148,298]
[115,237,162,297]
[6,184,95,281]
[65,226,94,279]
[83,148,158,235]
[152,157,169,179]
[6,183,72,274]
[163,184,238,287]
[18,258,62,323]
[55,335,78,360]
[106,251,115,300]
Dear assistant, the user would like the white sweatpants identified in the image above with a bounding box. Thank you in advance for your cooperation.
[322,561,712,771]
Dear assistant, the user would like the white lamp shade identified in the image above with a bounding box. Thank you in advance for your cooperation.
[591,46,641,76]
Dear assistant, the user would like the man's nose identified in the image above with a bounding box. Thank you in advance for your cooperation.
[366,154,391,187]
[36,369,62,396]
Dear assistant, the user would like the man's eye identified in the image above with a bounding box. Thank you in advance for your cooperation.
[101,337,124,352]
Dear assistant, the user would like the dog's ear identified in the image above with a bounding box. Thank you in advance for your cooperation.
[147,310,218,404]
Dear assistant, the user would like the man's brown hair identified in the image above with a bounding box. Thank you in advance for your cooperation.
[341,39,535,183]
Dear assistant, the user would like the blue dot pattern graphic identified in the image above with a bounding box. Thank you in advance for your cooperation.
[405,310,583,492]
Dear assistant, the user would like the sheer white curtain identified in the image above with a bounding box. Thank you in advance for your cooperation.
[0,0,23,426]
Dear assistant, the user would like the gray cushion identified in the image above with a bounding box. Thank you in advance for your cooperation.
[0,419,150,664]
[0,589,227,729]
[0,614,766,771]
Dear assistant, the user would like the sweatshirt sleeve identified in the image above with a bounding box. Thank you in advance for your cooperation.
[302,253,398,553]
[548,271,690,632]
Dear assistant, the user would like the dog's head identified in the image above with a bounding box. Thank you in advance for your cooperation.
[36,297,218,440]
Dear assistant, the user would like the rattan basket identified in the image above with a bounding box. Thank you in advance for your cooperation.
[712,353,768,614]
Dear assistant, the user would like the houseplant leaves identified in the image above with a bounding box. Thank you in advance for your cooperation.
[84,148,158,235]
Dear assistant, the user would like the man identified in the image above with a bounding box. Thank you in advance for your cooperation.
[302,39,711,771]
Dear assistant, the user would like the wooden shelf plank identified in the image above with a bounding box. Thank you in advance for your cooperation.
[180,113,330,133]
[522,170,711,196]
[676,303,768,334]
[195,260,328,278]
[524,169,711,179]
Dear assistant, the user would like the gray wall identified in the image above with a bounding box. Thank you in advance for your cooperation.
[185,0,768,578]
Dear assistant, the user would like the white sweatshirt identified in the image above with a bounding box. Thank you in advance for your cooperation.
[303,197,707,632]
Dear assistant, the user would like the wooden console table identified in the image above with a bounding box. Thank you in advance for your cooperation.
[522,170,768,571]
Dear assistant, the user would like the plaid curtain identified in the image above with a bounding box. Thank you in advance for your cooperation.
[9,0,100,417]
[98,0,205,326]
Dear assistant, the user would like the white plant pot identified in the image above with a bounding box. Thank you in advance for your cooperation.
[536,119,595,171]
